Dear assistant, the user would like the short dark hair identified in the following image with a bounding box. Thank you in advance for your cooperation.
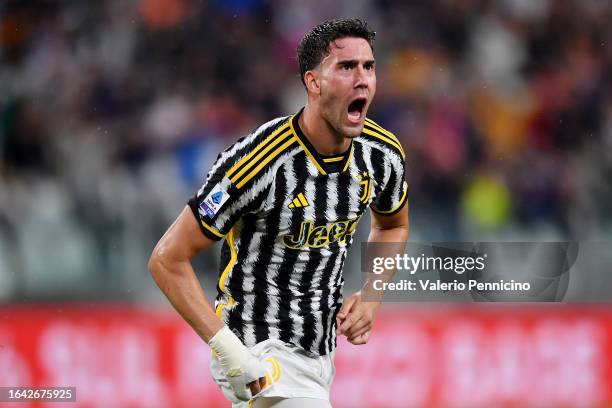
[297,18,376,86]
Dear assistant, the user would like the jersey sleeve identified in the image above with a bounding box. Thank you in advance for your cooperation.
[370,151,409,216]
[188,138,272,241]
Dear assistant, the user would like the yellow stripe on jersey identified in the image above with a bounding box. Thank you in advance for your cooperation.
[364,119,405,158]
[372,181,409,214]
[215,297,235,318]
[365,118,405,151]
[229,129,293,184]
[365,118,397,140]
[236,137,297,189]
[201,219,224,238]
[215,227,237,318]
[362,127,405,159]
[322,156,344,163]
[230,130,292,184]
[218,227,237,295]
[342,143,354,172]
[226,122,291,179]
[289,118,327,175]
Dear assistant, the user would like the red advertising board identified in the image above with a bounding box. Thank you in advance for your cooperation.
[0,305,611,407]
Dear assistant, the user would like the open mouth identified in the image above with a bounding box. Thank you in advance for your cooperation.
[347,98,367,124]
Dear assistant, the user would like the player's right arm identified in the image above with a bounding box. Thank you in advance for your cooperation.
[150,118,285,399]
[148,205,223,342]
[148,206,266,398]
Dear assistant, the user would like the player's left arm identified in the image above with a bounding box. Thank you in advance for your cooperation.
[337,203,409,345]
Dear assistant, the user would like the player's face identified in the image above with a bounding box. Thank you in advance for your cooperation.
[318,37,376,139]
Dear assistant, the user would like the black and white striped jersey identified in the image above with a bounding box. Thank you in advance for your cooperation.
[188,108,407,356]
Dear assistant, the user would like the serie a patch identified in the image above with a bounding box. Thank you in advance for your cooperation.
[200,184,230,218]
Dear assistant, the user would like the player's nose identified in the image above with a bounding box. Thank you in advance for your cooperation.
[354,65,370,89]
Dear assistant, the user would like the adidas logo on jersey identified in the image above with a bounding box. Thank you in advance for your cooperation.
[288,193,310,209]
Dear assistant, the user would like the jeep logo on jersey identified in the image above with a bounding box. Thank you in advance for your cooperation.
[281,218,359,249]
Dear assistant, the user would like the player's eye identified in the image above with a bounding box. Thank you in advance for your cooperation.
[340,62,356,71]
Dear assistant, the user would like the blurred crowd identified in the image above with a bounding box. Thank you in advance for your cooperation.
[0,0,611,301]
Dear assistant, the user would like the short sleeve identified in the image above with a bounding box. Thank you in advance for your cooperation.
[370,152,408,215]
[188,139,272,241]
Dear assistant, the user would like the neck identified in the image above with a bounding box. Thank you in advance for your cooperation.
[299,104,351,155]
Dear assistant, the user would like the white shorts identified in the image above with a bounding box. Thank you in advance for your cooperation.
[210,339,335,408]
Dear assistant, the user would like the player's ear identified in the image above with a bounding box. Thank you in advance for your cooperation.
[304,70,320,95]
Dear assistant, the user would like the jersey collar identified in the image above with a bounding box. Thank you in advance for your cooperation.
[289,109,353,175]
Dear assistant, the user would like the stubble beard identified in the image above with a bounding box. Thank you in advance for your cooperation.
[319,98,363,142]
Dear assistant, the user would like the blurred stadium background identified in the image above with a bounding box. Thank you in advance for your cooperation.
[0,0,611,407]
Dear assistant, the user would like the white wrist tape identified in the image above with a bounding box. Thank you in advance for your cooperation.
[208,326,266,401]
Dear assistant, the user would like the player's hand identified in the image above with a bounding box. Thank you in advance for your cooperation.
[225,352,267,401]
[208,326,268,401]
[336,291,380,345]
[248,376,268,396]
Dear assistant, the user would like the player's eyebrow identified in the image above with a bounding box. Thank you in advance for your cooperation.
[337,59,376,67]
